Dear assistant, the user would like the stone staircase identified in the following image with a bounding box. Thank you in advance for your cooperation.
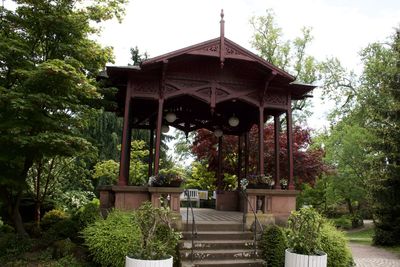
[179,222,265,267]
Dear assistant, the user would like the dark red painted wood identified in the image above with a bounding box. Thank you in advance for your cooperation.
[220,9,225,69]
[286,95,295,190]
[237,135,242,186]
[118,82,132,186]
[217,136,223,190]
[106,13,315,188]
[258,106,264,176]
[274,115,280,189]
[148,128,154,177]
[244,132,249,179]
[154,98,163,175]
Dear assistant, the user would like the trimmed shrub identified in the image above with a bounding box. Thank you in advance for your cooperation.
[320,222,354,267]
[73,198,101,229]
[260,225,287,267]
[41,217,79,245]
[82,210,142,267]
[332,216,352,230]
[373,226,400,246]
[41,209,69,230]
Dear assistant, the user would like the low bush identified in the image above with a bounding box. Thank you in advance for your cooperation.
[0,233,32,263]
[320,222,354,267]
[41,209,69,230]
[42,217,80,245]
[73,198,101,229]
[373,226,399,246]
[259,225,287,267]
[350,213,364,228]
[332,216,352,230]
[82,210,142,267]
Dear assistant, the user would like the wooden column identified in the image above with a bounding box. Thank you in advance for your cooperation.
[244,131,249,179]
[237,135,242,186]
[118,84,132,186]
[217,136,223,190]
[274,115,280,189]
[148,128,154,177]
[258,106,265,176]
[154,98,164,175]
[286,98,295,190]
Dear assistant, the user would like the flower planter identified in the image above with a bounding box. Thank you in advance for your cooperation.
[125,256,173,267]
[247,183,270,189]
[285,249,327,267]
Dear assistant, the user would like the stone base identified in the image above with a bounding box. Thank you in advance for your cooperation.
[98,186,184,230]
[245,213,275,231]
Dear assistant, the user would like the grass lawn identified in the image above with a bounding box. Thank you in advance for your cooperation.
[345,227,400,257]
[345,228,374,245]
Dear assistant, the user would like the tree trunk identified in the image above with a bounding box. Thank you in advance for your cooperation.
[34,161,42,226]
[346,198,354,215]
[11,191,28,236]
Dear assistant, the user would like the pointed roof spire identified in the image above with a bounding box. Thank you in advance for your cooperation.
[220,9,225,69]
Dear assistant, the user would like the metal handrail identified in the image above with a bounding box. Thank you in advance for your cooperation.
[240,190,264,259]
[185,189,197,262]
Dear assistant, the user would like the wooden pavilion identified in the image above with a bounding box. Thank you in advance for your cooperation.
[99,11,315,226]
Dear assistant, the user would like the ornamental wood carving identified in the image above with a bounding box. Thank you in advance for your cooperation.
[264,92,287,106]
[132,80,158,96]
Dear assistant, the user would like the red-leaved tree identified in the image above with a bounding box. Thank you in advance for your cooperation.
[191,124,327,187]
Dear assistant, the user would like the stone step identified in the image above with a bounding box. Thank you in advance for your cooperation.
[183,223,243,232]
[180,239,256,250]
[180,259,265,267]
[180,249,259,261]
[182,231,254,240]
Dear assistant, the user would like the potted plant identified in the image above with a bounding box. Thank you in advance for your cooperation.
[148,169,183,187]
[280,178,288,189]
[285,207,327,267]
[243,174,274,189]
[125,202,181,267]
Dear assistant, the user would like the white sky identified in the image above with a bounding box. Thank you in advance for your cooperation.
[98,0,400,131]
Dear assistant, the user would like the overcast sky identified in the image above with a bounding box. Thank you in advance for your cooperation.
[98,0,400,130]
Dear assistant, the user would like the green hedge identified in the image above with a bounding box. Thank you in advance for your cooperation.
[82,210,142,267]
[320,222,354,267]
[259,225,287,267]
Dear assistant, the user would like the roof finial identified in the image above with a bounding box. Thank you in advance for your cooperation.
[219,9,225,69]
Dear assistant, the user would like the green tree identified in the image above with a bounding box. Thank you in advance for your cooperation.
[0,0,127,234]
[317,120,372,216]
[185,161,217,193]
[250,9,318,122]
[361,30,400,245]
[93,140,150,186]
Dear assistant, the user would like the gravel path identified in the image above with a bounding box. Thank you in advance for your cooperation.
[350,243,400,267]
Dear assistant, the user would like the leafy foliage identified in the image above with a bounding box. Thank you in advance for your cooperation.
[82,210,142,267]
[191,125,327,189]
[250,9,318,122]
[0,0,127,234]
[41,209,69,231]
[82,203,180,265]
[320,222,354,267]
[93,140,150,186]
[184,161,216,192]
[260,225,287,267]
[287,207,323,255]
[133,202,181,260]
[0,233,32,263]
